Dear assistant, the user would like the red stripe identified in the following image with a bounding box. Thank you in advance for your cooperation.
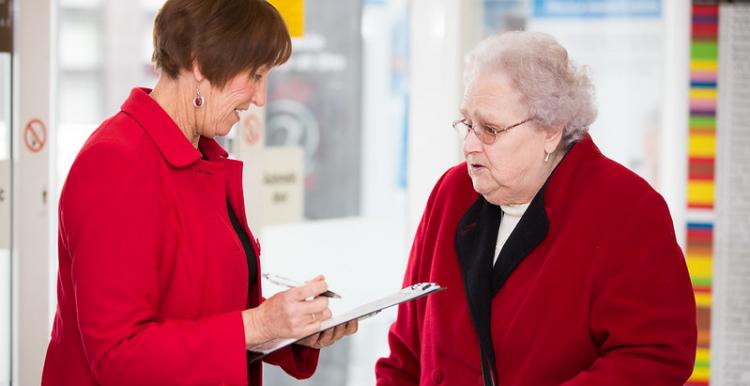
[688,170,714,179]
[690,157,715,167]
[692,23,718,40]
[688,170,714,181]
[687,230,713,243]
[692,4,719,17]
[689,203,714,210]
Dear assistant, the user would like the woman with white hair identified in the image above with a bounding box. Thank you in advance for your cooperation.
[376,31,696,386]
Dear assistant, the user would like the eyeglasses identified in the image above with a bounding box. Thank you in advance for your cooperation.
[452,117,533,145]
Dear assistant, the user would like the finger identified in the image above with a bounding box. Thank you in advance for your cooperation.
[306,274,325,283]
[312,307,332,322]
[299,297,329,314]
[301,320,323,338]
[344,319,358,335]
[292,280,329,300]
[318,326,337,346]
[298,332,321,347]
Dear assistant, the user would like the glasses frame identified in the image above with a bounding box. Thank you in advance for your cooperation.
[452,117,534,145]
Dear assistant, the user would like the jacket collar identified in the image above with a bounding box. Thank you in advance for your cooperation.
[120,88,229,167]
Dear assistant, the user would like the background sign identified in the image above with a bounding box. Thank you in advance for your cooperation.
[532,0,661,19]
[0,0,11,53]
[268,0,305,37]
[267,0,362,220]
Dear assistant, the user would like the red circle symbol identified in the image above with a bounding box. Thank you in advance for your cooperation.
[24,118,47,153]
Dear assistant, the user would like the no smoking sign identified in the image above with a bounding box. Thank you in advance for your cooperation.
[24,118,47,153]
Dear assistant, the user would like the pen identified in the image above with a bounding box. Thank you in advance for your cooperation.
[262,273,342,299]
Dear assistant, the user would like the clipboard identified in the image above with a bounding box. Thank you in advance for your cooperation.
[247,282,445,361]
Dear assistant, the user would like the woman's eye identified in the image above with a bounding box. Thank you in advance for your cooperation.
[486,127,499,135]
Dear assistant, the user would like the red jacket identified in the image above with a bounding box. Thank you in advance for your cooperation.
[42,88,318,386]
[376,135,696,386]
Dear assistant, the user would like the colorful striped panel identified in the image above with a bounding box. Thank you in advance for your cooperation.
[686,2,718,385]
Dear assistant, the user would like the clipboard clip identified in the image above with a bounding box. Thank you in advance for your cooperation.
[410,283,435,291]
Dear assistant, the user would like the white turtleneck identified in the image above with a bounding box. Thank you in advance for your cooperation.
[494,202,530,265]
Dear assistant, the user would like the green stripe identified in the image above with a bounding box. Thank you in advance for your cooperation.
[692,42,718,60]
[694,360,710,368]
[690,116,716,129]
[691,277,712,287]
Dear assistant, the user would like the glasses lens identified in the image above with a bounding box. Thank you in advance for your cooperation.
[454,121,467,138]
[476,126,495,145]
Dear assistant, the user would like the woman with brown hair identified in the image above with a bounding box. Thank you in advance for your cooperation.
[42,1,356,385]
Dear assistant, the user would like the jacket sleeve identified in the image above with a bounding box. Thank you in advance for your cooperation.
[375,170,451,386]
[63,141,248,386]
[562,190,697,386]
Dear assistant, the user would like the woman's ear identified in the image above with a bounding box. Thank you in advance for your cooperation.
[544,126,564,154]
[191,59,205,83]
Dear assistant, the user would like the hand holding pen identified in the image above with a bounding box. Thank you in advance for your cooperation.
[242,275,331,348]
[262,273,343,299]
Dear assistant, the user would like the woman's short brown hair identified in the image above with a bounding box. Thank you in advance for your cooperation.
[152,0,292,88]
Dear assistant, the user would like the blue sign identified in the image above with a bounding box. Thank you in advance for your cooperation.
[532,0,661,19]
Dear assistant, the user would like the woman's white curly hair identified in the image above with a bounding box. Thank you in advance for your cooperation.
[464,31,597,149]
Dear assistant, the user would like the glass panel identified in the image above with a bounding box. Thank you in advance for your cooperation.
[59,13,101,71]
[56,1,159,193]
[260,1,410,385]
[0,51,12,386]
[481,0,666,188]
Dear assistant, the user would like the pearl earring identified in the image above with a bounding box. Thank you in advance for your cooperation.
[193,87,204,108]
[544,152,550,163]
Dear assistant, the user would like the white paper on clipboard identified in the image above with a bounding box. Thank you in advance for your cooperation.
[247,282,446,361]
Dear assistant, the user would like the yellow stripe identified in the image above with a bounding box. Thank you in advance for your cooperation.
[690,88,717,100]
[689,366,710,380]
[695,292,712,307]
[695,348,710,363]
[688,134,716,157]
[687,257,712,279]
[688,181,715,205]
[690,60,718,72]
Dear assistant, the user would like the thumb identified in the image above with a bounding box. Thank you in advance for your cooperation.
[306,274,325,283]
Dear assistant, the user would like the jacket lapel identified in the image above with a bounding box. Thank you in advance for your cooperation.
[455,197,502,381]
[491,186,549,295]
[455,185,550,384]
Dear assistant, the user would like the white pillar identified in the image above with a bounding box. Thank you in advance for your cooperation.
[407,0,481,234]
[13,0,55,384]
[660,0,690,248]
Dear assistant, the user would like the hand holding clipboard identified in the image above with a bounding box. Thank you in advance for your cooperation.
[247,282,446,360]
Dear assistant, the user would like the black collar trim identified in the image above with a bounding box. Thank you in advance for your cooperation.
[454,185,550,383]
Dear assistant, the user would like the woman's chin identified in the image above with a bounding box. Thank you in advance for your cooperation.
[470,179,493,196]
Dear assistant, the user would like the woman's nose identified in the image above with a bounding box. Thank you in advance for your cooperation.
[463,128,483,154]
[252,87,267,107]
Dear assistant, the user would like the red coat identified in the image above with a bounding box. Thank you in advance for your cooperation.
[42,88,318,386]
[376,135,697,385]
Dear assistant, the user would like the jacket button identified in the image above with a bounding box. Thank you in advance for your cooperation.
[432,369,444,384]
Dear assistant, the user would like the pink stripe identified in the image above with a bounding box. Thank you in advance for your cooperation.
[690,100,716,111]
[691,71,717,82]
